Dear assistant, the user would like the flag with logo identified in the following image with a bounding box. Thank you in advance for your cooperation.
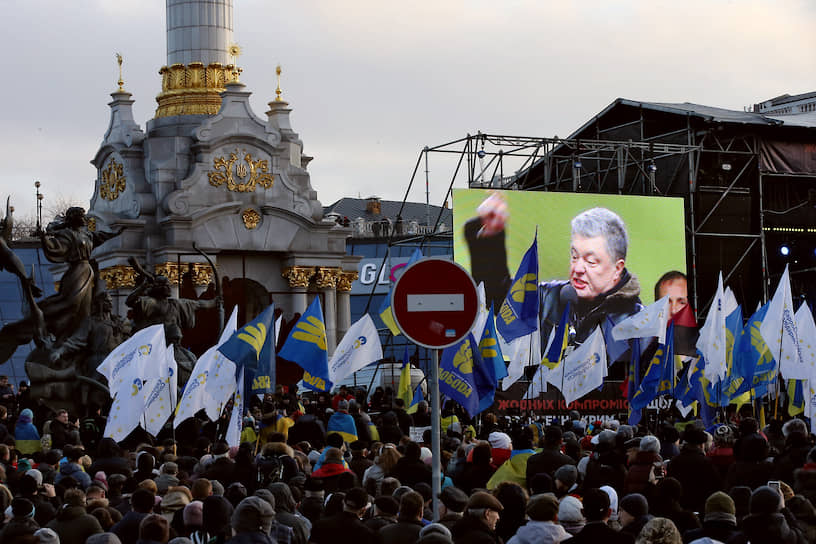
[249,304,277,397]
[218,304,276,389]
[630,324,676,411]
[627,337,643,425]
[731,302,775,398]
[696,272,728,384]
[97,324,166,397]
[500,327,540,389]
[144,344,177,436]
[480,306,507,382]
[201,308,240,421]
[496,234,539,343]
[542,303,570,371]
[439,333,482,417]
[378,248,423,336]
[761,265,804,379]
[612,296,670,345]
[226,367,245,447]
[719,304,743,405]
[559,326,607,406]
[279,297,332,392]
[328,314,383,383]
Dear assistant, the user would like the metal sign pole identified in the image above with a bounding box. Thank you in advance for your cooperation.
[430,347,441,521]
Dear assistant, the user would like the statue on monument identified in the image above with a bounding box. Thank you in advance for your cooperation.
[126,258,222,386]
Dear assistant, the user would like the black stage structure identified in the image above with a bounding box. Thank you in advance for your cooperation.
[417,99,816,318]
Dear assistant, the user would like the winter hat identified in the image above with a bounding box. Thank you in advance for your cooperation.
[182,500,203,527]
[253,489,276,511]
[526,493,559,521]
[232,496,274,534]
[639,435,661,454]
[418,522,453,544]
[558,495,585,522]
[488,432,512,450]
[93,471,108,491]
[160,462,179,475]
[466,491,503,512]
[420,447,433,464]
[620,493,649,518]
[704,492,736,524]
[438,486,468,513]
[554,464,578,489]
[11,497,35,518]
[750,485,782,515]
[600,485,619,521]
[25,469,43,487]
[210,480,224,496]
[33,527,60,544]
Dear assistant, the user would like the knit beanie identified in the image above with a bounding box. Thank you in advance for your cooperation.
[750,485,782,515]
[33,527,60,544]
[418,522,453,544]
[231,496,274,534]
[620,493,649,518]
[704,491,736,524]
[554,464,578,489]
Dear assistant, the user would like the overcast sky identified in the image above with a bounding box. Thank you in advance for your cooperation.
[3,0,815,222]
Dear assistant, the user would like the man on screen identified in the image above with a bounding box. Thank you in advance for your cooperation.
[654,270,688,319]
[465,194,643,351]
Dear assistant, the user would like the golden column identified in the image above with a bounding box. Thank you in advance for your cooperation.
[281,266,314,316]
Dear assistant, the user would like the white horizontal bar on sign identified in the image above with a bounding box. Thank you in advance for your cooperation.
[406,294,464,312]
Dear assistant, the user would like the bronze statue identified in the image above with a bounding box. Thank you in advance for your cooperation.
[126,263,221,385]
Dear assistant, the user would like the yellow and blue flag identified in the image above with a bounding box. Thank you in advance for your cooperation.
[251,304,277,396]
[477,306,507,413]
[732,302,775,398]
[378,248,423,336]
[631,324,676,411]
[218,304,276,385]
[327,410,358,443]
[279,297,332,392]
[398,346,414,408]
[439,333,482,417]
[627,337,642,425]
[497,234,539,343]
[788,379,806,417]
[407,382,424,415]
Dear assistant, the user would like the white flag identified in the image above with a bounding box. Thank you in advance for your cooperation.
[794,302,816,381]
[226,367,245,448]
[524,364,548,399]
[560,326,607,406]
[612,296,670,344]
[697,272,728,383]
[175,308,239,427]
[761,266,804,380]
[329,314,383,383]
[203,308,240,421]
[143,344,177,436]
[97,324,166,397]
[500,327,540,389]
[104,378,147,442]
[469,282,489,340]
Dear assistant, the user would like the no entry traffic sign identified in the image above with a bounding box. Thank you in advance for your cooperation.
[391,258,479,349]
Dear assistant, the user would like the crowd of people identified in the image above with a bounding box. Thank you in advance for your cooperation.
[0,379,811,544]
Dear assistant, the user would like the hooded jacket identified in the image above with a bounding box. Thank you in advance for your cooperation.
[507,520,571,544]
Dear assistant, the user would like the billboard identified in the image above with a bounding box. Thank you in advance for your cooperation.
[452,189,687,307]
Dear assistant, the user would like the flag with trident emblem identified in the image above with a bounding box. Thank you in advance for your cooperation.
[218,304,276,395]
[279,296,332,392]
[439,333,483,417]
[497,233,539,343]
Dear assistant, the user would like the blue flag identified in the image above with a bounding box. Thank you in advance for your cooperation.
[627,337,642,425]
[603,314,631,365]
[408,383,424,414]
[717,305,743,405]
[542,303,570,370]
[677,354,717,427]
[480,306,508,381]
[496,234,539,342]
[439,333,482,417]
[630,324,675,411]
[250,305,277,396]
[279,297,332,392]
[218,304,276,389]
[732,302,775,398]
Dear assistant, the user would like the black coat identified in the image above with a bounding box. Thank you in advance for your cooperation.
[560,521,634,544]
[683,519,742,544]
[451,515,503,544]
[379,519,423,544]
[310,511,379,544]
[667,445,723,513]
[525,447,576,489]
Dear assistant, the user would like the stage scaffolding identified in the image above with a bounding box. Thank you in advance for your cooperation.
[412,123,807,319]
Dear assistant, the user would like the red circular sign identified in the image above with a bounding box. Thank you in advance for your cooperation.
[391,258,479,349]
